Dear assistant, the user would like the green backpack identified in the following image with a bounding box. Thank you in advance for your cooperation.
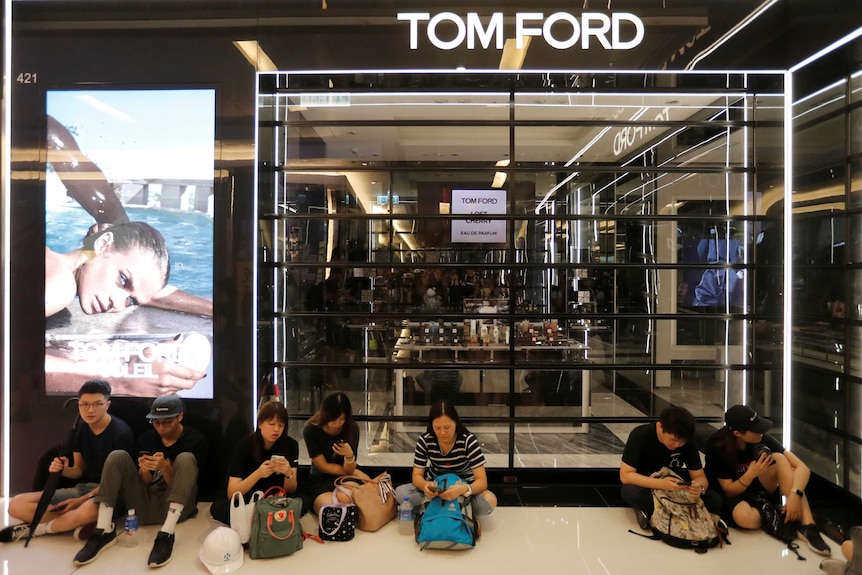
[249,493,305,559]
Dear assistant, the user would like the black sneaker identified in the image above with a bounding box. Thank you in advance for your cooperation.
[635,509,651,530]
[147,531,175,568]
[73,528,117,566]
[0,524,30,543]
[798,523,832,556]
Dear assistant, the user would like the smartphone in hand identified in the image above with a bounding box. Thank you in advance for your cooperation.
[139,451,152,457]
[270,454,286,475]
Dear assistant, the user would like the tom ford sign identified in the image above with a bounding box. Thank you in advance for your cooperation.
[398,12,645,51]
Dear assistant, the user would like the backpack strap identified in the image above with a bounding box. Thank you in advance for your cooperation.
[266,509,295,540]
[304,533,324,544]
[628,528,660,541]
[262,486,286,498]
[786,542,807,561]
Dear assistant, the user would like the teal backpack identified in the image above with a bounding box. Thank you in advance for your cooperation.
[415,473,479,550]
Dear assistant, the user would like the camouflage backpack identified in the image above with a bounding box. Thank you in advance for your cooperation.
[648,467,720,553]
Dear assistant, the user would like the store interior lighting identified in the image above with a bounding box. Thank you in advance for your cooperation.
[491,159,509,188]
[499,37,531,70]
[233,41,278,71]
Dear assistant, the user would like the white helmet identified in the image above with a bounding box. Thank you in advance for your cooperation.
[200,526,244,574]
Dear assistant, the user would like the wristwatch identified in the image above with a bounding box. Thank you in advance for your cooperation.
[793,488,805,498]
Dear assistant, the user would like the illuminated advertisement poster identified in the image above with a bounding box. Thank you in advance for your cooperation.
[451,189,507,244]
[44,89,215,399]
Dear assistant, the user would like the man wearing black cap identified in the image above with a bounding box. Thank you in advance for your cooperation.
[72,394,208,568]
[705,404,831,556]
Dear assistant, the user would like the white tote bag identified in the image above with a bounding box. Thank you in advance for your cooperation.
[229,490,262,544]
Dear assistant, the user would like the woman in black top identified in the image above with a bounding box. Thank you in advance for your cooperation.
[704,404,831,555]
[210,401,299,524]
[302,392,369,513]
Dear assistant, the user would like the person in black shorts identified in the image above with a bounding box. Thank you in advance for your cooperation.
[302,392,369,513]
[704,404,831,556]
[0,379,134,543]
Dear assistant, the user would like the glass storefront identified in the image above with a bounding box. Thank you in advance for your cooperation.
[791,63,862,492]
[3,2,861,501]
[255,70,790,471]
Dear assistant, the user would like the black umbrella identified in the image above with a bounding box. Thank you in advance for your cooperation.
[24,397,80,548]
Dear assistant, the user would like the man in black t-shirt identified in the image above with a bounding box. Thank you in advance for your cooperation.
[0,379,133,543]
[620,406,721,529]
[73,395,207,569]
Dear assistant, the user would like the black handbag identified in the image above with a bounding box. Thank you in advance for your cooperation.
[318,490,357,542]
[754,493,798,544]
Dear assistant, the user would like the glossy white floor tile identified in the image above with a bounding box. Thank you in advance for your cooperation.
[1,501,834,575]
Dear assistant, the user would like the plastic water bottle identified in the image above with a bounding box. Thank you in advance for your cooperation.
[398,497,414,535]
[123,508,139,548]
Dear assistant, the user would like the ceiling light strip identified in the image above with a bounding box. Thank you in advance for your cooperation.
[270,67,785,77]
[251,71,262,426]
[783,71,793,448]
[792,78,847,107]
[789,26,862,73]
[685,0,781,70]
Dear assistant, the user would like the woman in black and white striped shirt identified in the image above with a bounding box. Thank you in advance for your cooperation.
[395,399,497,516]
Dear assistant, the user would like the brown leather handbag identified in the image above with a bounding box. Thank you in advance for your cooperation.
[334,472,397,531]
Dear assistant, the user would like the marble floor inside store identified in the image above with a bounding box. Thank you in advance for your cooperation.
[0,500,840,575]
[321,376,730,470]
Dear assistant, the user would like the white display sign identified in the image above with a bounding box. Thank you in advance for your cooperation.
[398,11,644,51]
[451,189,506,244]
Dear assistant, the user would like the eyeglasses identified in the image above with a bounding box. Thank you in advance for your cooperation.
[79,401,107,410]
[150,417,177,427]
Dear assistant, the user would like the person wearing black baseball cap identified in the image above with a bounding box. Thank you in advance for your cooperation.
[704,404,831,556]
[73,394,208,569]
[725,404,773,435]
